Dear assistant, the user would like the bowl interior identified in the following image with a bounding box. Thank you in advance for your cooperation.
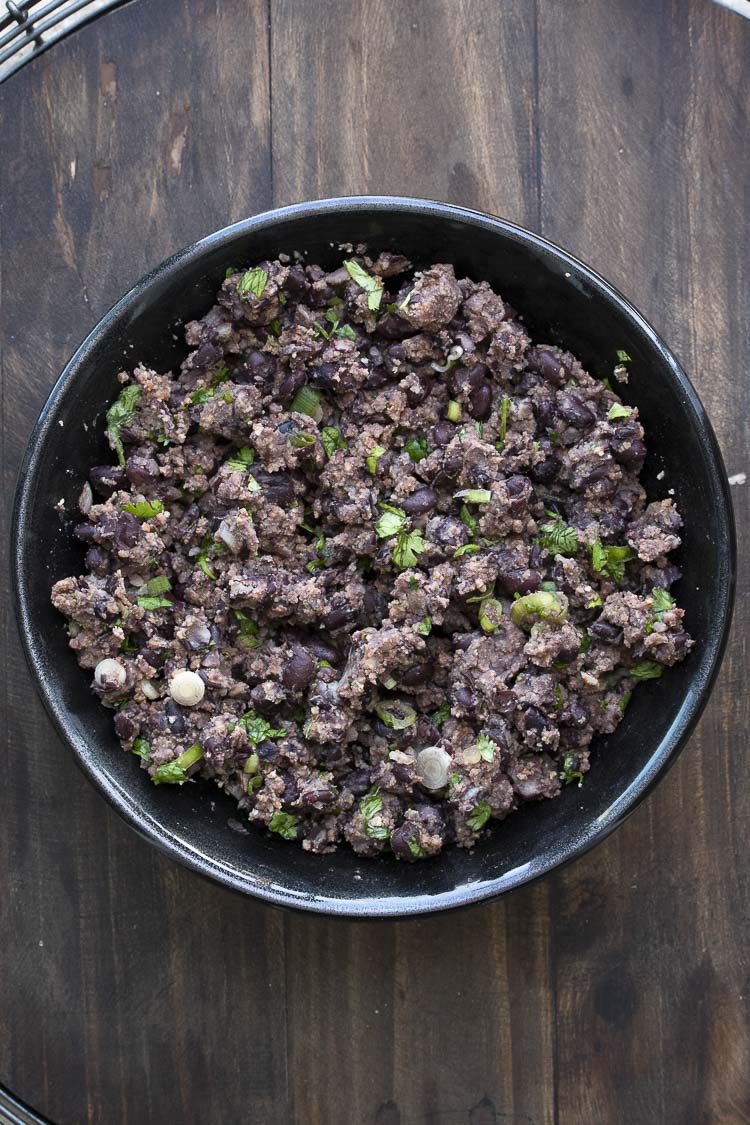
[13,200,734,916]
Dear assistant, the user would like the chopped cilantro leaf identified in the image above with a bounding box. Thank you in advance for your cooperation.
[360,788,389,839]
[537,511,578,557]
[106,384,141,466]
[607,402,633,421]
[367,444,387,474]
[137,595,172,610]
[321,427,347,458]
[239,710,286,747]
[560,754,584,787]
[122,498,164,519]
[375,504,407,538]
[476,733,496,762]
[615,349,632,363]
[268,811,299,840]
[466,800,492,832]
[405,436,428,463]
[132,738,151,761]
[453,543,481,558]
[629,661,664,680]
[407,838,427,858]
[430,702,451,726]
[416,616,432,636]
[392,528,425,570]
[343,260,384,310]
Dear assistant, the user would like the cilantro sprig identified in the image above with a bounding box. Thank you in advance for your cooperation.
[589,539,635,583]
[537,511,579,557]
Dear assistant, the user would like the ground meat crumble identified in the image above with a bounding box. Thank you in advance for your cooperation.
[51,253,692,860]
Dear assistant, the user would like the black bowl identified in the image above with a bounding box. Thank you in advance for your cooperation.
[12,197,735,917]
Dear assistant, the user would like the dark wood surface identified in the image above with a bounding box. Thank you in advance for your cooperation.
[1,2,748,1122]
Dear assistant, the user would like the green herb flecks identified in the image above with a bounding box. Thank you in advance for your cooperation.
[589,539,635,583]
[132,738,151,761]
[237,267,268,299]
[314,307,357,341]
[466,800,492,832]
[233,609,261,648]
[430,702,451,726]
[367,444,387,474]
[607,402,633,421]
[560,754,584,787]
[239,710,286,747]
[405,436,428,463]
[360,788,389,839]
[152,742,203,786]
[227,445,255,471]
[497,395,512,449]
[122,498,164,519]
[268,811,299,840]
[321,427,347,458]
[106,384,141,466]
[476,734,497,762]
[343,260,384,311]
[628,660,664,680]
[537,510,579,557]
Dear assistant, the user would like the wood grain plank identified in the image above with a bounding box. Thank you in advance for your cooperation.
[537,1,750,1122]
[0,2,283,1124]
[271,4,557,1123]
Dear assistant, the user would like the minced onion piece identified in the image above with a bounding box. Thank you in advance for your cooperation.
[94,658,127,689]
[78,481,93,515]
[168,669,205,707]
[374,699,417,730]
[290,384,323,423]
[216,519,239,553]
[416,746,452,790]
[140,678,159,700]
[430,344,464,373]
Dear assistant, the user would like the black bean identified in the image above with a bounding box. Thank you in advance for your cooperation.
[517,371,543,396]
[557,392,596,430]
[494,689,517,716]
[114,712,136,741]
[113,512,141,550]
[433,420,456,446]
[308,362,338,391]
[300,781,337,807]
[247,350,276,380]
[405,372,431,406]
[376,313,413,340]
[589,621,624,644]
[401,487,439,515]
[90,465,126,497]
[323,605,358,630]
[392,762,414,786]
[454,685,475,710]
[468,381,492,420]
[74,521,98,542]
[505,474,533,510]
[450,362,487,396]
[363,586,390,624]
[342,769,371,796]
[365,365,388,390]
[201,734,224,756]
[529,347,569,387]
[278,369,306,403]
[285,265,308,293]
[303,636,340,663]
[125,455,159,488]
[452,633,473,652]
[185,622,212,650]
[611,437,647,467]
[390,824,421,861]
[382,343,407,375]
[282,646,317,690]
[532,396,556,431]
[413,803,446,837]
[559,700,588,728]
[84,546,109,574]
[531,455,562,485]
[401,660,434,687]
[523,706,551,734]
[164,699,186,735]
[257,739,281,763]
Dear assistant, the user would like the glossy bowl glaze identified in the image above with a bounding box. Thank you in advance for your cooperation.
[12,198,736,917]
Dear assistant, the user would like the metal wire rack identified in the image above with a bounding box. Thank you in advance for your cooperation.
[0,0,131,83]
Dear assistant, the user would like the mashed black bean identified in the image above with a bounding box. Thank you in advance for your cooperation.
[51,253,692,859]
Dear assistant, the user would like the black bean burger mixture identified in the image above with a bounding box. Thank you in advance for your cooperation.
[51,252,692,859]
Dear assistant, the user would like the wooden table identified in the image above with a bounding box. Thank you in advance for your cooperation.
[1,2,748,1122]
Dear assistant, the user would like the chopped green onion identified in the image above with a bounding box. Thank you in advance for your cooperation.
[446,400,461,423]
[454,488,491,504]
[416,616,432,636]
[374,700,417,729]
[405,436,428,463]
[367,444,387,474]
[343,260,384,311]
[237,267,268,299]
[607,402,633,421]
[629,661,663,680]
[152,743,203,785]
[321,427,347,458]
[615,349,632,363]
[290,384,323,421]
[510,590,569,630]
[453,543,481,558]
